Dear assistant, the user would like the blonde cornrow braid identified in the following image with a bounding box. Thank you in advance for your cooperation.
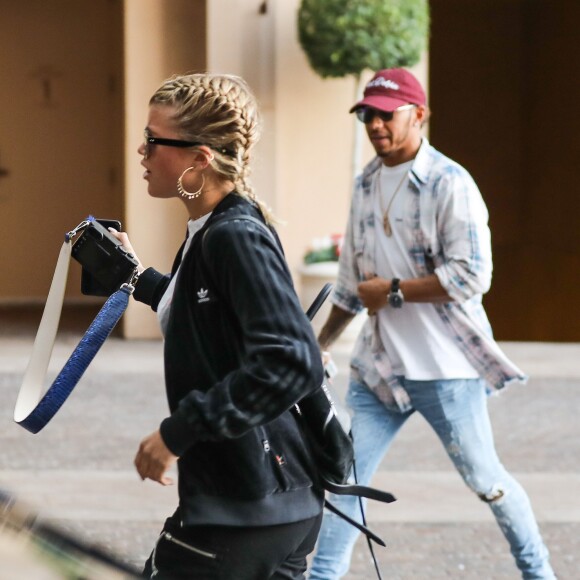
[150,73,275,223]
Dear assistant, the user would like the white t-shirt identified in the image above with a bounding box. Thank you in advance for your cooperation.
[373,163,479,380]
[157,214,212,336]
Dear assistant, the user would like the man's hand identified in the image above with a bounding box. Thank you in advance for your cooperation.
[357,276,390,315]
[134,429,178,485]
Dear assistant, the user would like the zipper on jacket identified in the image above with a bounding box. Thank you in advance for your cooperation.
[259,426,293,490]
[163,532,217,559]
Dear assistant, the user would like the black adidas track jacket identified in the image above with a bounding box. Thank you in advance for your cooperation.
[134,193,324,527]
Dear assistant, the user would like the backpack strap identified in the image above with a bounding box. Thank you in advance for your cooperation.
[201,213,278,257]
[324,499,386,547]
[322,478,396,504]
[200,213,281,310]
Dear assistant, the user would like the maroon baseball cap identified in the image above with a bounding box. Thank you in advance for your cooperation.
[349,68,426,113]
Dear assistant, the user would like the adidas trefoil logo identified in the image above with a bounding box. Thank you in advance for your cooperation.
[197,288,210,303]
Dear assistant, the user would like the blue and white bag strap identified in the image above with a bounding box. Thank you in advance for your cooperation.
[14,221,138,434]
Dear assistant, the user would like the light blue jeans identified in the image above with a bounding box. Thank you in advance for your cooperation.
[308,378,555,580]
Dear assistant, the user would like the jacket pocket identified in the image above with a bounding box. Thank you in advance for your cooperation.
[178,416,315,499]
[259,419,315,493]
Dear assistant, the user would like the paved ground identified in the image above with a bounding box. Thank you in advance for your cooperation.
[0,315,578,579]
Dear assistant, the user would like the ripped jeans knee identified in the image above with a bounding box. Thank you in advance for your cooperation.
[476,483,506,503]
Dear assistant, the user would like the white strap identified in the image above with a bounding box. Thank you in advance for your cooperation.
[14,240,71,423]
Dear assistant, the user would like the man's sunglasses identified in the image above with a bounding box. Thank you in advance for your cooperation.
[143,131,234,159]
[355,104,416,124]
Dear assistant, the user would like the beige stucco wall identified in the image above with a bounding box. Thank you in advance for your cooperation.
[273,0,357,281]
[122,0,206,338]
[207,0,361,284]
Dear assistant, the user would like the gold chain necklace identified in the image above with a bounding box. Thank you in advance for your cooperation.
[376,167,409,236]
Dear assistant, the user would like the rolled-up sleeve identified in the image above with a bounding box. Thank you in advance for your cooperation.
[433,168,493,303]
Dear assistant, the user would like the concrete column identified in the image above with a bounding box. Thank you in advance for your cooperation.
[122,0,205,338]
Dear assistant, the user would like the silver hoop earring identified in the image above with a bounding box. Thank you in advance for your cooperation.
[177,167,204,200]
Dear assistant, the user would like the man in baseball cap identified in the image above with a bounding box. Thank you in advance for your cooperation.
[308,68,556,579]
[347,68,430,167]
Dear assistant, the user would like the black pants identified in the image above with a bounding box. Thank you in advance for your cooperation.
[142,510,323,579]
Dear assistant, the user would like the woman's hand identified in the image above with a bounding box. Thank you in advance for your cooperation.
[107,228,144,272]
[134,429,178,485]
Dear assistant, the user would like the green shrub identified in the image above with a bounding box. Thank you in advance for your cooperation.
[298,0,430,78]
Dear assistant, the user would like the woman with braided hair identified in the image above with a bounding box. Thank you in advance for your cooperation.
[110,73,325,578]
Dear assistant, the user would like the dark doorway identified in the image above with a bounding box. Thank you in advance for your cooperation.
[429,0,580,341]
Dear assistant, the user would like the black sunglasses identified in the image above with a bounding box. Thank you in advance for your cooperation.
[355,104,416,124]
[143,131,234,159]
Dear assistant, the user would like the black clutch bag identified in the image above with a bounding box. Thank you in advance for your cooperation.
[70,218,139,297]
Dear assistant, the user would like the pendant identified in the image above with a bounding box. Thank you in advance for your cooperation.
[383,214,393,236]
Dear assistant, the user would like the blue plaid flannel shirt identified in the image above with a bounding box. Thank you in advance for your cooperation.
[332,138,527,411]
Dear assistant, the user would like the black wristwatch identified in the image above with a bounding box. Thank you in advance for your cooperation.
[387,278,404,308]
